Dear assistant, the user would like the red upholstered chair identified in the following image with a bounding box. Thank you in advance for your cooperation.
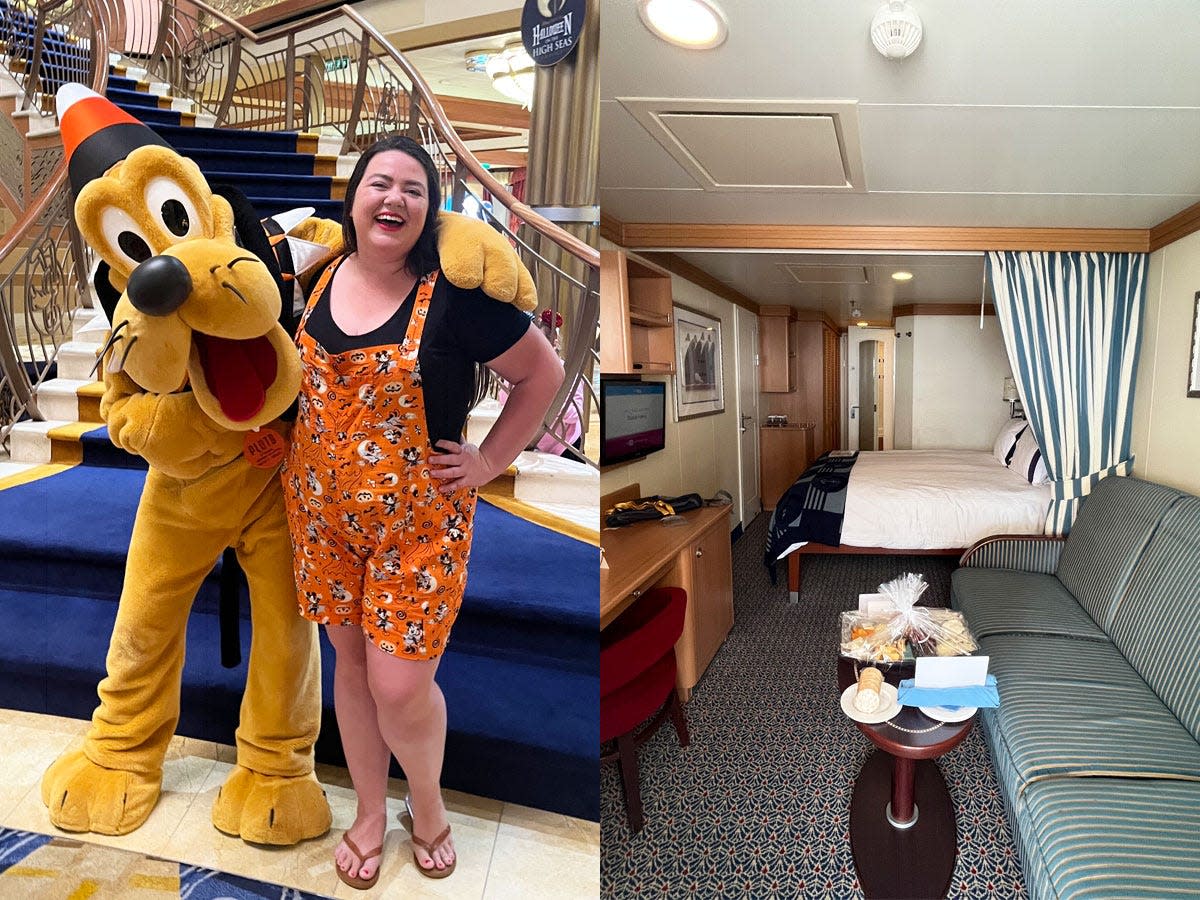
[600,586,690,834]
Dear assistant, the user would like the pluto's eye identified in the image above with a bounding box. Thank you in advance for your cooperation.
[118,231,152,263]
[145,176,201,243]
[100,205,156,271]
[161,199,189,236]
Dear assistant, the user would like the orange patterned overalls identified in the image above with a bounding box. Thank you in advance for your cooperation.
[284,257,476,659]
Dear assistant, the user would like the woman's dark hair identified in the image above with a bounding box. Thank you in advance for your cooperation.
[341,135,442,277]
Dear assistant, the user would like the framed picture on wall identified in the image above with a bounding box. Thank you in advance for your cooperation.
[1189,291,1200,398]
[673,305,724,419]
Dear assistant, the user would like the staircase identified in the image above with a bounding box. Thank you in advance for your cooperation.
[0,8,599,823]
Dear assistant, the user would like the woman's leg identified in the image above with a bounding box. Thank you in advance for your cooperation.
[364,646,455,872]
[326,624,390,882]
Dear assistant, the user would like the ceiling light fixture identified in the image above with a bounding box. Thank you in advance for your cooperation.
[870,0,923,60]
[891,270,914,282]
[857,321,870,328]
[637,0,728,50]
[465,42,535,108]
[850,304,863,319]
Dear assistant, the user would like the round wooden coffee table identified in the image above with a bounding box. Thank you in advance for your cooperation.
[837,658,973,900]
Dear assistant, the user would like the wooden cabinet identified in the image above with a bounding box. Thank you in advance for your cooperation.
[759,425,814,510]
[758,308,795,392]
[795,320,841,458]
[601,490,734,703]
[761,316,842,457]
[600,249,676,374]
[674,514,734,698]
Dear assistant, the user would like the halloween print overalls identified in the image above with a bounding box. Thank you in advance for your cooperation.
[284,257,476,659]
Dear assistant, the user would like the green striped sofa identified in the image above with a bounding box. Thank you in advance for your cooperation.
[951,475,1200,899]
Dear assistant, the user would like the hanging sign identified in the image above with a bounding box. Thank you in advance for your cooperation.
[521,0,586,67]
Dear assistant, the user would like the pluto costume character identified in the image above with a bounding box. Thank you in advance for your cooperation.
[41,84,536,843]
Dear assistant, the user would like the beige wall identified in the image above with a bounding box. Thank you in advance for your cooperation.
[601,247,743,528]
[907,314,1012,450]
[1131,232,1200,494]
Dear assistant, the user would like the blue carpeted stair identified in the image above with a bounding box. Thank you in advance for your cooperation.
[0,28,599,821]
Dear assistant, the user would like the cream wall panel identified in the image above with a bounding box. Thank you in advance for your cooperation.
[910,316,1011,450]
[1131,232,1200,494]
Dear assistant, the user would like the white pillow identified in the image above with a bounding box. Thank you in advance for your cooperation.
[1009,427,1049,484]
[992,418,1028,466]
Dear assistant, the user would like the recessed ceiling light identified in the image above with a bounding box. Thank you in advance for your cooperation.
[857,321,870,328]
[637,0,728,50]
[891,270,914,282]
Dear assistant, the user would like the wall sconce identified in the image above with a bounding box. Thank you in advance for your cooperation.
[1002,376,1022,418]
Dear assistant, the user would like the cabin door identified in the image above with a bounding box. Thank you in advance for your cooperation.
[857,340,880,450]
[734,305,760,526]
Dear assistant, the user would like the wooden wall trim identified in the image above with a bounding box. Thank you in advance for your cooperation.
[599,211,624,245]
[1149,199,1200,252]
[893,303,995,317]
[636,252,760,315]
[618,223,1150,253]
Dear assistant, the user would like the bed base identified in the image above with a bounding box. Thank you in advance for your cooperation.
[786,544,964,602]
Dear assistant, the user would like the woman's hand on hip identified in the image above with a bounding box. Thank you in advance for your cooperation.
[428,440,500,492]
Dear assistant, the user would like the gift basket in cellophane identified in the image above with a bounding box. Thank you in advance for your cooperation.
[839,573,977,664]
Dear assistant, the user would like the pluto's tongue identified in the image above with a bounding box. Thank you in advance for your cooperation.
[194,333,277,422]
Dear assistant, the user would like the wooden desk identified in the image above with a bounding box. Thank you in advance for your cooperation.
[601,502,734,701]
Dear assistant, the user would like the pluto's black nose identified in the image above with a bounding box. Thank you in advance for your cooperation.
[126,255,191,316]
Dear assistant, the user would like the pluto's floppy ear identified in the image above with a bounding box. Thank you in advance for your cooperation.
[93,260,122,324]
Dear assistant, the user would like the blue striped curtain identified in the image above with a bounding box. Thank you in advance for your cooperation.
[986,251,1148,534]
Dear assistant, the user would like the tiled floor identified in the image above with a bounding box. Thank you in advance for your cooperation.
[0,708,599,898]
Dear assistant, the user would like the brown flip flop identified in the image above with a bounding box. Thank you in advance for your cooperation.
[400,796,457,879]
[336,832,383,890]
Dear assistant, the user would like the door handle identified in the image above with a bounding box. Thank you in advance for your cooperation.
[740,414,754,433]
[850,405,858,420]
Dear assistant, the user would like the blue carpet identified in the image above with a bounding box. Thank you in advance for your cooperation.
[0,461,598,820]
[0,827,333,898]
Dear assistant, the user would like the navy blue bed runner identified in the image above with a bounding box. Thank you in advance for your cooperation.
[764,451,860,567]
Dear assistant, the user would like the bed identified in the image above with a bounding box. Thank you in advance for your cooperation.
[766,449,1051,600]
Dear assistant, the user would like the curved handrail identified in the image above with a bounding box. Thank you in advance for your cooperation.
[0,0,109,439]
[340,6,599,270]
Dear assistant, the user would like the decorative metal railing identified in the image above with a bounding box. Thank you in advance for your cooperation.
[0,0,598,465]
[0,0,108,451]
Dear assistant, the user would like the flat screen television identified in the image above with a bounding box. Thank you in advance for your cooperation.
[600,378,667,467]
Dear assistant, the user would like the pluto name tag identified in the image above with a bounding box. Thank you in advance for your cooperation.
[243,428,285,469]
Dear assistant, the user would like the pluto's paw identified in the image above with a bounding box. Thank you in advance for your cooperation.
[41,749,161,835]
[211,765,331,846]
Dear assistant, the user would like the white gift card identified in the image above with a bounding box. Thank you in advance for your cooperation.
[914,655,989,688]
[858,593,894,615]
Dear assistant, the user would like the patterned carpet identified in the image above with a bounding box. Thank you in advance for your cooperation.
[600,514,1027,898]
[0,828,331,899]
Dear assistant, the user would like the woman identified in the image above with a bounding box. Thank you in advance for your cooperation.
[282,135,563,888]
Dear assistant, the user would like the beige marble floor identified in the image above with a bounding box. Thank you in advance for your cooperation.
[0,708,599,898]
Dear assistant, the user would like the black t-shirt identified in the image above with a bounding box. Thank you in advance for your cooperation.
[303,263,532,446]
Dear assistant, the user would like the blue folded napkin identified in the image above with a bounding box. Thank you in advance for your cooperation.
[897,674,999,709]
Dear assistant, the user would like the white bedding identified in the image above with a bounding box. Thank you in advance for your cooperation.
[778,449,1051,558]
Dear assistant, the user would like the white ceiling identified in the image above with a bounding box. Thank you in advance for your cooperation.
[599,0,1200,325]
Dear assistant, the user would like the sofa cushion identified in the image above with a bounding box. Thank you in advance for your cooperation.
[951,568,1108,641]
[1107,495,1200,744]
[980,633,1200,784]
[1054,476,1184,630]
[1022,776,1200,898]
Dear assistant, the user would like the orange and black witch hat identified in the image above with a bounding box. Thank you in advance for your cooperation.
[56,83,171,194]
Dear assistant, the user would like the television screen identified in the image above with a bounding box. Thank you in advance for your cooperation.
[601,379,666,466]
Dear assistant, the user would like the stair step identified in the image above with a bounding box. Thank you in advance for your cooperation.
[511,450,598,505]
[150,122,320,154]
[72,307,109,343]
[200,170,342,201]
[33,378,103,422]
[176,147,333,177]
[55,340,102,380]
